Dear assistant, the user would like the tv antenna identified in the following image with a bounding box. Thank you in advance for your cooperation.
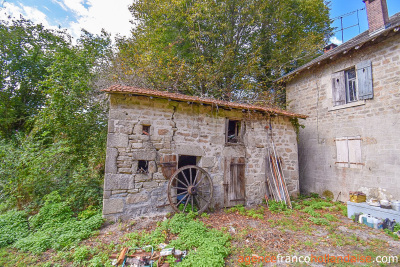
[332,7,366,43]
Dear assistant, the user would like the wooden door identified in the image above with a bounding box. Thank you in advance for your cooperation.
[224,157,246,207]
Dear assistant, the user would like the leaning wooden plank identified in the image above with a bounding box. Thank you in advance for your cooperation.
[277,157,292,209]
[117,247,129,266]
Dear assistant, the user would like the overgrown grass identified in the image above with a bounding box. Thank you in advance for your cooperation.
[0,191,104,254]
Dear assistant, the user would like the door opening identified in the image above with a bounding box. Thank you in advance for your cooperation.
[176,155,198,206]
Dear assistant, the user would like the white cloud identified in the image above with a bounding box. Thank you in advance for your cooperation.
[0,2,52,28]
[1,0,133,41]
[330,36,343,46]
[64,0,133,39]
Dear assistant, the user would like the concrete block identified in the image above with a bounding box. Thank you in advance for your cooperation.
[103,198,124,215]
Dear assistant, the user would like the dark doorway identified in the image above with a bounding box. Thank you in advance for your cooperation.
[178,155,197,168]
[176,155,198,206]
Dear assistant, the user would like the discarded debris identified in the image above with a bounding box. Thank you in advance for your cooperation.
[160,247,174,256]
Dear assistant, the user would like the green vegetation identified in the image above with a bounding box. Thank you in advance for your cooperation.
[0,192,103,254]
[117,0,332,105]
[124,213,231,266]
[267,200,288,213]
[225,205,265,219]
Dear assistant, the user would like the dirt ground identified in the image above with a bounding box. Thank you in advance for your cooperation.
[80,203,400,267]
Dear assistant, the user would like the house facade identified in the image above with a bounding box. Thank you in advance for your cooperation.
[284,0,400,201]
[102,85,304,220]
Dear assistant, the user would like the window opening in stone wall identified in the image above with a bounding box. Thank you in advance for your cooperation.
[142,125,150,135]
[345,68,357,103]
[137,160,149,173]
[331,60,373,107]
[226,119,242,143]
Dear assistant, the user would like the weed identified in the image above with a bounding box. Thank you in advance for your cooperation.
[268,200,287,213]
[0,210,30,248]
[73,246,90,265]
[302,206,321,217]
[308,217,330,226]
[324,213,339,222]
[200,213,210,218]
[12,192,104,254]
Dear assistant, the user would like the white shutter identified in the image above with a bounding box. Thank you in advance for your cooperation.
[336,137,349,167]
[348,136,362,167]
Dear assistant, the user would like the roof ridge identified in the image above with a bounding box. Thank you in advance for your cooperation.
[102,84,307,119]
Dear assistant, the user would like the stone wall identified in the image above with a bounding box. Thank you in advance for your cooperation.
[286,34,400,201]
[103,94,300,220]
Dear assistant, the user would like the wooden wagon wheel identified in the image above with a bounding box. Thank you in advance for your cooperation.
[167,165,213,214]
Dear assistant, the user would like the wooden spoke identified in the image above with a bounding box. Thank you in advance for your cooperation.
[172,186,188,190]
[183,195,190,212]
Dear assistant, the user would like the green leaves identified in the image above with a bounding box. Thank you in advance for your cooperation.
[118,0,332,105]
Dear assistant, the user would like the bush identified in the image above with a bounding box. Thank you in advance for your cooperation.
[12,192,104,254]
[0,210,30,247]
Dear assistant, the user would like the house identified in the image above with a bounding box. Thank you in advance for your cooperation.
[282,0,400,201]
[102,85,305,220]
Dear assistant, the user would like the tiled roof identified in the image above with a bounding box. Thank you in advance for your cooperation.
[102,85,307,119]
[278,12,400,82]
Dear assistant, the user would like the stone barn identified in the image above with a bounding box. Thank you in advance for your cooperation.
[102,85,305,220]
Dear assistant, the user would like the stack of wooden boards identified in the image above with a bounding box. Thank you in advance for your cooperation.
[265,147,292,209]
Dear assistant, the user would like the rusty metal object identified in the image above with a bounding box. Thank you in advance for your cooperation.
[167,165,213,214]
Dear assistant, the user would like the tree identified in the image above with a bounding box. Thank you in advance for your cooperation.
[116,0,332,105]
[0,18,67,138]
[0,18,112,211]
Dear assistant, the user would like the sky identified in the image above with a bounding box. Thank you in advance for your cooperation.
[0,0,400,43]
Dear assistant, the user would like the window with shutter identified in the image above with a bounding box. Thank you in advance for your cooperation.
[331,60,373,106]
[335,136,362,168]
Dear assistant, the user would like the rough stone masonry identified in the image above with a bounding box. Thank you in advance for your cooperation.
[102,86,303,220]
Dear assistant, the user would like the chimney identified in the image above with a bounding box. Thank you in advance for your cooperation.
[324,43,338,53]
[363,0,389,33]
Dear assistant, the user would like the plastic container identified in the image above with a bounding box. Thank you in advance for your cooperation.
[392,201,400,211]
[373,217,382,229]
[359,214,365,224]
[367,215,374,228]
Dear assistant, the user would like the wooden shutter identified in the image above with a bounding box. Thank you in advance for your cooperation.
[224,157,246,207]
[332,71,346,106]
[357,60,373,100]
[160,155,177,179]
[336,137,349,167]
[348,136,362,166]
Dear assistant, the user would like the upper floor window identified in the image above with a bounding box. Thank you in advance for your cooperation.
[226,119,244,144]
[332,60,373,106]
[345,68,357,103]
